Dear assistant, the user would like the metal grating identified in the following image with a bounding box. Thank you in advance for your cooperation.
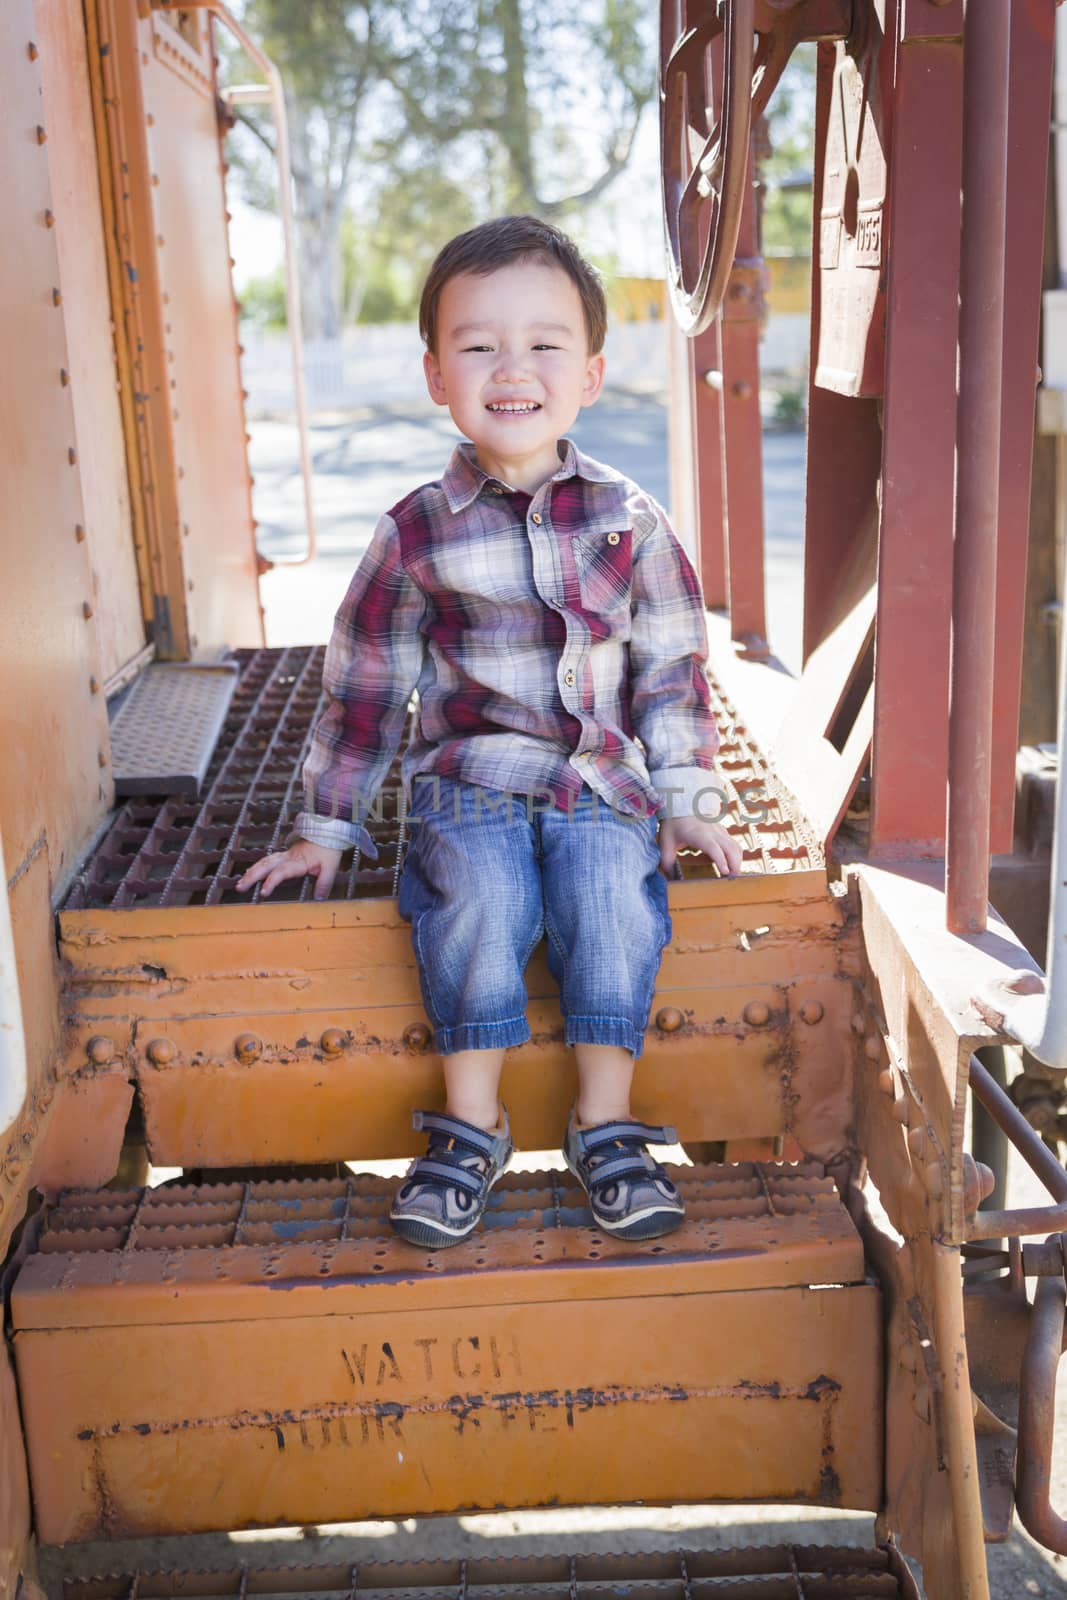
[21,1163,861,1297]
[109,663,239,799]
[34,1162,839,1253]
[63,647,822,911]
[61,1545,921,1598]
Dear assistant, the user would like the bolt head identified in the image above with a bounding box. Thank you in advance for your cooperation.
[907,1125,928,1161]
[320,1027,346,1057]
[403,1022,432,1053]
[877,1067,896,1097]
[799,999,824,1025]
[655,1006,684,1033]
[87,1035,114,1065]
[146,1037,176,1065]
[743,999,770,1027]
[864,1034,881,1061]
[234,1032,262,1062]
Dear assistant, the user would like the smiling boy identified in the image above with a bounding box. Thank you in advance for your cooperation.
[238,216,741,1248]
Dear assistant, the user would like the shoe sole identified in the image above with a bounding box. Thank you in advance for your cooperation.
[389,1153,512,1251]
[562,1152,686,1243]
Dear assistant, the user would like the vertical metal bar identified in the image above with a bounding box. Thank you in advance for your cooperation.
[693,317,727,606]
[870,6,963,856]
[720,135,768,648]
[947,1,1013,933]
[991,0,1057,851]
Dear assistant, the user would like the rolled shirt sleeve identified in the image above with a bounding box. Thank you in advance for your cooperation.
[627,495,722,819]
[289,513,427,857]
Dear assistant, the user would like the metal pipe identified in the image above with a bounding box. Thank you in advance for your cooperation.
[165,1,319,566]
[1017,1271,1067,1553]
[969,1054,1067,1202]
[967,1205,1067,1242]
[0,828,28,1137]
[946,1,1012,934]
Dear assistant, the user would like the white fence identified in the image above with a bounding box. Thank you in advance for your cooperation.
[240,315,809,419]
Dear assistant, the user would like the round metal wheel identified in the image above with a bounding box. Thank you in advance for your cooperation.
[660,0,755,336]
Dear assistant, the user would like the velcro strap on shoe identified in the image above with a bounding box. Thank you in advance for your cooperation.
[585,1153,661,1189]
[406,1156,486,1196]
[581,1119,677,1153]
[412,1109,500,1157]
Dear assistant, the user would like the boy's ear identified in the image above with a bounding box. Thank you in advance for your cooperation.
[424,348,449,406]
[580,352,606,408]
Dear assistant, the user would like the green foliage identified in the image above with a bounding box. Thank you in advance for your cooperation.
[760,44,817,259]
[238,268,288,329]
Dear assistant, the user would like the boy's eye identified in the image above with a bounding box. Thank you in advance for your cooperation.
[532,343,559,351]
[462,344,493,353]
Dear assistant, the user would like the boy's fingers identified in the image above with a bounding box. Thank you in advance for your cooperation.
[235,855,281,892]
[312,861,338,902]
[259,856,310,899]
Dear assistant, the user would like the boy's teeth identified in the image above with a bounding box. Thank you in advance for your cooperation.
[488,402,539,412]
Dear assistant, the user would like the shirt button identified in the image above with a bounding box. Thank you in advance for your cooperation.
[531,512,543,525]
[564,670,575,687]
[607,531,621,545]
[575,751,589,761]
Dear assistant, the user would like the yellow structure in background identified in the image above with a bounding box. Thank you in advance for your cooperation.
[611,258,811,323]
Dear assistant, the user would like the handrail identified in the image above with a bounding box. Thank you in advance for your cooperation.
[966,1054,1067,1241]
[0,828,28,1137]
[154,0,318,567]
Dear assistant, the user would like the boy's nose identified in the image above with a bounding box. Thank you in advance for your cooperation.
[492,351,531,383]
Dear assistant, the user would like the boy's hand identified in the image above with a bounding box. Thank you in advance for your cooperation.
[235,840,344,902]
[658,814,743,879]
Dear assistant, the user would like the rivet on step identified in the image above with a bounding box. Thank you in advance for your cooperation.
[320,1027,346,1057]
[907,1126,928,1161]
[403,1023,432,1053]
[5,1157,23,1179]
[38,1080,54,1108]
[655,1006,683,1033]
[28,42,39,60]
[743,1000,770,1027]
[924,1160,943,1200]
[146,1037,176,1065]
[851,1011,866,1034]
[36,124,47,144]
[864,1034,881,1061]
[877,1067,896,1097]
[87,1035,114,1065]
[799,999,823,1025]
[234,1032,262,1062]
[892,1094,910,1125]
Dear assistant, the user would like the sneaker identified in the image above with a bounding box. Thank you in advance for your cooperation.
[563,1112,685,1241]
[390,1109,513,1249]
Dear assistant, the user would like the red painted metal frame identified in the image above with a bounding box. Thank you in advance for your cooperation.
[720,145,768,649]
[869,2,961,857]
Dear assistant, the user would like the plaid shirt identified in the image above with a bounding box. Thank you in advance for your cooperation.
[293,439,719,856]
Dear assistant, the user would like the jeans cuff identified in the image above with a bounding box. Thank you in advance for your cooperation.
[564,1015,643,1059]
[434,1017,531,1056]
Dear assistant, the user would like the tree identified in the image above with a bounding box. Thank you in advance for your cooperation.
[224,1,655,335]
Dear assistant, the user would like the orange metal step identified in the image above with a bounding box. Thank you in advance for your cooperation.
[58,1543,922,1599]
[14,1163,883,1544]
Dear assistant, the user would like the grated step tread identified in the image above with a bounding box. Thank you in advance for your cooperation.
[60,1543,920,1598]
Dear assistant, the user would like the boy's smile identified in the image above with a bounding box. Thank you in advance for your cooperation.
[423,258,606,495]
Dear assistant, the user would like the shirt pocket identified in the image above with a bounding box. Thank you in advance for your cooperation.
[573,528,634,616]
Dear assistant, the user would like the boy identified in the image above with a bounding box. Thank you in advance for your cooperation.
[237,216,742,1249]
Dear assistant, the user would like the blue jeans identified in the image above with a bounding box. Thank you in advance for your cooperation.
[397,778,671,1058]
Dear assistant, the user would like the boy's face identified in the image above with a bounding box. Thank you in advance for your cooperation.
[423,258,605,491]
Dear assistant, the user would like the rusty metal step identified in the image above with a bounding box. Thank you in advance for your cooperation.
[59,1545,921,1598]
[13,1163,883,1545]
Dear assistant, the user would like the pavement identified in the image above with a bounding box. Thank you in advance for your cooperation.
[39,398,1067,1597]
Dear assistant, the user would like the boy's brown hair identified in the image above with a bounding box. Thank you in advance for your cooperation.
[419,215,608,356]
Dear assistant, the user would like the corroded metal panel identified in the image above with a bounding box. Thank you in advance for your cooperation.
[35,0,146,686]
[140,9,262,654]
[14,1167,881,1541]
[0,2,111,881]
[812,12,891,397]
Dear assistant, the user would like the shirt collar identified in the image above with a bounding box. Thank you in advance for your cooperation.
[441,438,621,514]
